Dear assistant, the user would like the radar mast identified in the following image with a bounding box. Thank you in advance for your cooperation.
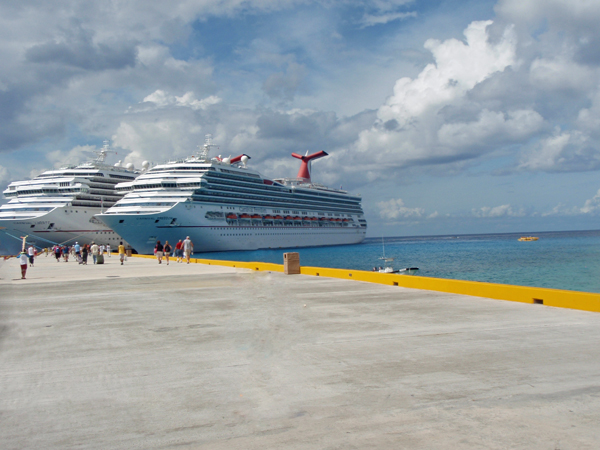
[197,134,218,161]
[92,141,114,164]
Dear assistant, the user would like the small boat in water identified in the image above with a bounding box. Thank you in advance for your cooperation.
[375,237,419,274]
[374,263,419,274]
[518,236,539,241]
[397,267,419,275]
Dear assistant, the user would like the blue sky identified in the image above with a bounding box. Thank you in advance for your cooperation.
[1,0,600,237]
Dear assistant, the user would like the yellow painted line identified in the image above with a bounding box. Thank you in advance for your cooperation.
[130,254,600,313]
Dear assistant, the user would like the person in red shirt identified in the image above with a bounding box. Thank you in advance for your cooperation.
[175,239,183,263]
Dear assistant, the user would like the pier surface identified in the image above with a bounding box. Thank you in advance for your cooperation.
[1,255,600,449]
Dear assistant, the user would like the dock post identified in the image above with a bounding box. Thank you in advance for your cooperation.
[283,252,300,274]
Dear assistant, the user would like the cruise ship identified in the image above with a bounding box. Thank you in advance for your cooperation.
[98,135,367,254]
[0,143,139,255]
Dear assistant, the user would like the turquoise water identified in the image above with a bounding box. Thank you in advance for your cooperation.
[201,230,600,293]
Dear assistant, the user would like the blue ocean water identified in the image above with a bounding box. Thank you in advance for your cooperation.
[201,230,600,294]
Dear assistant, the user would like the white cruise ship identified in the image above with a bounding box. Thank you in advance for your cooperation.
[0,143,139,254]
[98,135,367,254]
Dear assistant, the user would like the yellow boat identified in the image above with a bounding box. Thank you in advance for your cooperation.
[518,236,539,241]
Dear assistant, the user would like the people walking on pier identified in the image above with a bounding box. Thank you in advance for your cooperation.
[90,242,99,264]
[183,236,193,264]
[54,245,61,262]
[118,241,126,265]
[175,240,183,263]
[62,245,69,262]
[155,240,164,264]
[106,243,111,257]
[27,245,35,267]
[19,251,28,279]
[163,241,172,265]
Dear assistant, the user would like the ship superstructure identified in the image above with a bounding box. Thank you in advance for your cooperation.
[0,142,139,254]
[98,135,367,254]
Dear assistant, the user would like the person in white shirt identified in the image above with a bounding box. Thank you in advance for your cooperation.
[183,236,193,264]
[100,244,105,255]
[90,242,99,264]
[106,243,111,257]
[27,245,35,267]
[19,251,28,279]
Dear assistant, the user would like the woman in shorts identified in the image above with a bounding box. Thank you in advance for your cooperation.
[155,240,164,264]
[163,241,172,265]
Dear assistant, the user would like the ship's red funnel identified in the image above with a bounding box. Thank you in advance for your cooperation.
[292,151,328,181]
[229,154,251,164]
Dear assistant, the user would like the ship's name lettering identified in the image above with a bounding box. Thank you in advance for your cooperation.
[14,220,50,225]
[139,216,172,221]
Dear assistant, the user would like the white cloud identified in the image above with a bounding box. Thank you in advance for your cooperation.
[437,109,543,149]
[337,6,600,180]
[577,90,600,133]
[0,165,8,185]
[517,128,600,172]
[377,198,425,220]
[141,90,221,111]
[359,11,417,29]
[471,204,526,218]
[495,0,600,29]
[112,119,208,166]
[518,131,570,172]
[580,189,600,215]
[542,191,600,217]
[46,145,100,168]
[345,20,520,176]
[377,20,516,127]
[529,57,595,93]
[541,203,580,217]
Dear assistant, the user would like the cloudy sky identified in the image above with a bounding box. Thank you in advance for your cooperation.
[2,0,600,237]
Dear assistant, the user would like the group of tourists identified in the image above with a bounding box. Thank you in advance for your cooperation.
[17,240,129,280]
[14,234,200,280]
[50,242,113,264]
[154,236,194,264]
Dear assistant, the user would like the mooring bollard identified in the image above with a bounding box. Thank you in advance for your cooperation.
[283,252,300,275]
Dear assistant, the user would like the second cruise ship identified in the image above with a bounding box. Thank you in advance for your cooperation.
[99,136,367,254]
[0,143,139,254]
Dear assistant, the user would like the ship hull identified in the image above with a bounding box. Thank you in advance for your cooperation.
[0,206,123,255]
[99,202,366,254]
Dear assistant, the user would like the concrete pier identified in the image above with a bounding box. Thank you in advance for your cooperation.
[1,255,600,449]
